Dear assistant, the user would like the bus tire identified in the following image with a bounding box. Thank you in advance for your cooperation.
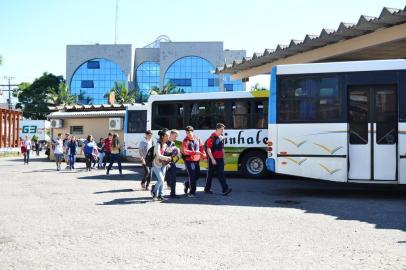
[241,151,267,178]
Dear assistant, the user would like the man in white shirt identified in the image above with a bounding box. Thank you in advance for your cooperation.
[23,135,32,164]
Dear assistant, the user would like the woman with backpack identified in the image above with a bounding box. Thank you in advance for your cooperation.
[106,133,122,175]
[151,129,172,201]
[181,126,206,197]
[82,135,97,172]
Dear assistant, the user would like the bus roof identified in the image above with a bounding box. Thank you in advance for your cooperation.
[276,59,406,75]
[147,90,269,102]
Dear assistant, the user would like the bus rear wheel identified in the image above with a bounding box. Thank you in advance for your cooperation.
[241,151,267,178]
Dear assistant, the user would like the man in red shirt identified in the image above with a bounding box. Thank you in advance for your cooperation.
[182,126,205,197]
[204,123,232,196]
[103,133,113,168]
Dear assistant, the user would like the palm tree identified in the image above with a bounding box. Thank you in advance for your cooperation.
[250,83,268,92]
[48,82,76,106]
[149,81,177,95]
[76,89,93,105]
[0,55,2,65]
[105,81,136,104]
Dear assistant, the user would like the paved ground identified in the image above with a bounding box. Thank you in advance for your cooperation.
[1,155,406,270]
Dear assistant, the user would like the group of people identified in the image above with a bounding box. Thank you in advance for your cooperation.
[24,122,231,201]
[50,132,122,174]
[138,122,232,201]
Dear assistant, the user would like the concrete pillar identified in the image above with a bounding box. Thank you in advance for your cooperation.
[8,110,12,147]
[0,109,3,148]
[16,112,20,147]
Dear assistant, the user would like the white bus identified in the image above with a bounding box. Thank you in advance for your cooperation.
[266,59,406,184]
[125,91,269,177]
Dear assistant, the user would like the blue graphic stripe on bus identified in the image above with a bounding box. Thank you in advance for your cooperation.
[266,158,275,172]
[269,66,277,124]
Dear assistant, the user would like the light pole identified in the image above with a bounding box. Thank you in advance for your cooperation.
[1,76,16,109]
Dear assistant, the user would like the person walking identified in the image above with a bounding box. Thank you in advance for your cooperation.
[23,135,32,164]
[63,133,70,169]
[139,130,153,190]
[34,139,40,156]
[103,133,113,169]
[67,136,78,170]
[82,135,97,172]
[165,130,180,198]
[20,138,27,164]
[97,138,105,169]
[52,133,64,171]
[204,123,232,196]
[181,126,205,197]
[151,129,172,201]
[106,133,123,175]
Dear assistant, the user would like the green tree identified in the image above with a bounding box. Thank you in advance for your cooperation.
[76,89,94,105]
[149,81,177,95]
[48,82,76,106]
[105,81,136,104]
[15,73,64,119]
[250,83,268,92]
[0,55,2,65]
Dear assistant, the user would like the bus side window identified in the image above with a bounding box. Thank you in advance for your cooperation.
[254,100,268,129]
[232,101,250,129]
[152,102,184,130]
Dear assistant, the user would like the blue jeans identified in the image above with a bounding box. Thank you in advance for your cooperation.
[107,153,122,174]
[69,154,76,169]
[24,150,30,164]
[185,161,200,195]
[152,165,167,197]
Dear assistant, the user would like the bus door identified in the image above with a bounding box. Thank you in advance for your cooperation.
[348,85,398,181]
[125,109,148,158]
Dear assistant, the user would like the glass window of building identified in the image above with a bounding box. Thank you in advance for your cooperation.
[223,74,244,91]
[135,61,160,98]
[164,56,220,93]
[70,58,127,104]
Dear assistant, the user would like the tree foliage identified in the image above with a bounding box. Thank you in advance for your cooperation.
[250,83,268,92]
[105,81,136,104]
[48,82,76,106]
[76,89,94,105]
[149,81,180,96]
[15,73,65,119]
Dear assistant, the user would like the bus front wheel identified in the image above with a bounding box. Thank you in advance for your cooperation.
[241,151,267,178]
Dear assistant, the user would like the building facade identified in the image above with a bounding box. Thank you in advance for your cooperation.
[66,40,246,104]
[66,44,133,105]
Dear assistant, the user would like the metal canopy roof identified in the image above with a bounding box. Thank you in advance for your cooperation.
[49,103,138,112]
[48,110,126,119]
[216,6,406,75]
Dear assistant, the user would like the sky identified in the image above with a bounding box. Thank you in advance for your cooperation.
[0,0,405,93]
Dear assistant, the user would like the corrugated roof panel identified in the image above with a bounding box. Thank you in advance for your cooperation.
[216,6,406,74]
[48,110,126,119]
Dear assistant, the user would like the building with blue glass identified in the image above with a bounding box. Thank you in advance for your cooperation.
[135,41,246,99]
[66,40,245,104]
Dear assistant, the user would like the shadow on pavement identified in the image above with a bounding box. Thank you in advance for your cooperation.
[96,177,406,232]
[94,189,134,194]
[96,196,151,205]
[7,157,49,163]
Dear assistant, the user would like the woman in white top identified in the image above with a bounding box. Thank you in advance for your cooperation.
[23,135,32,164]
[151,129,171,201]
